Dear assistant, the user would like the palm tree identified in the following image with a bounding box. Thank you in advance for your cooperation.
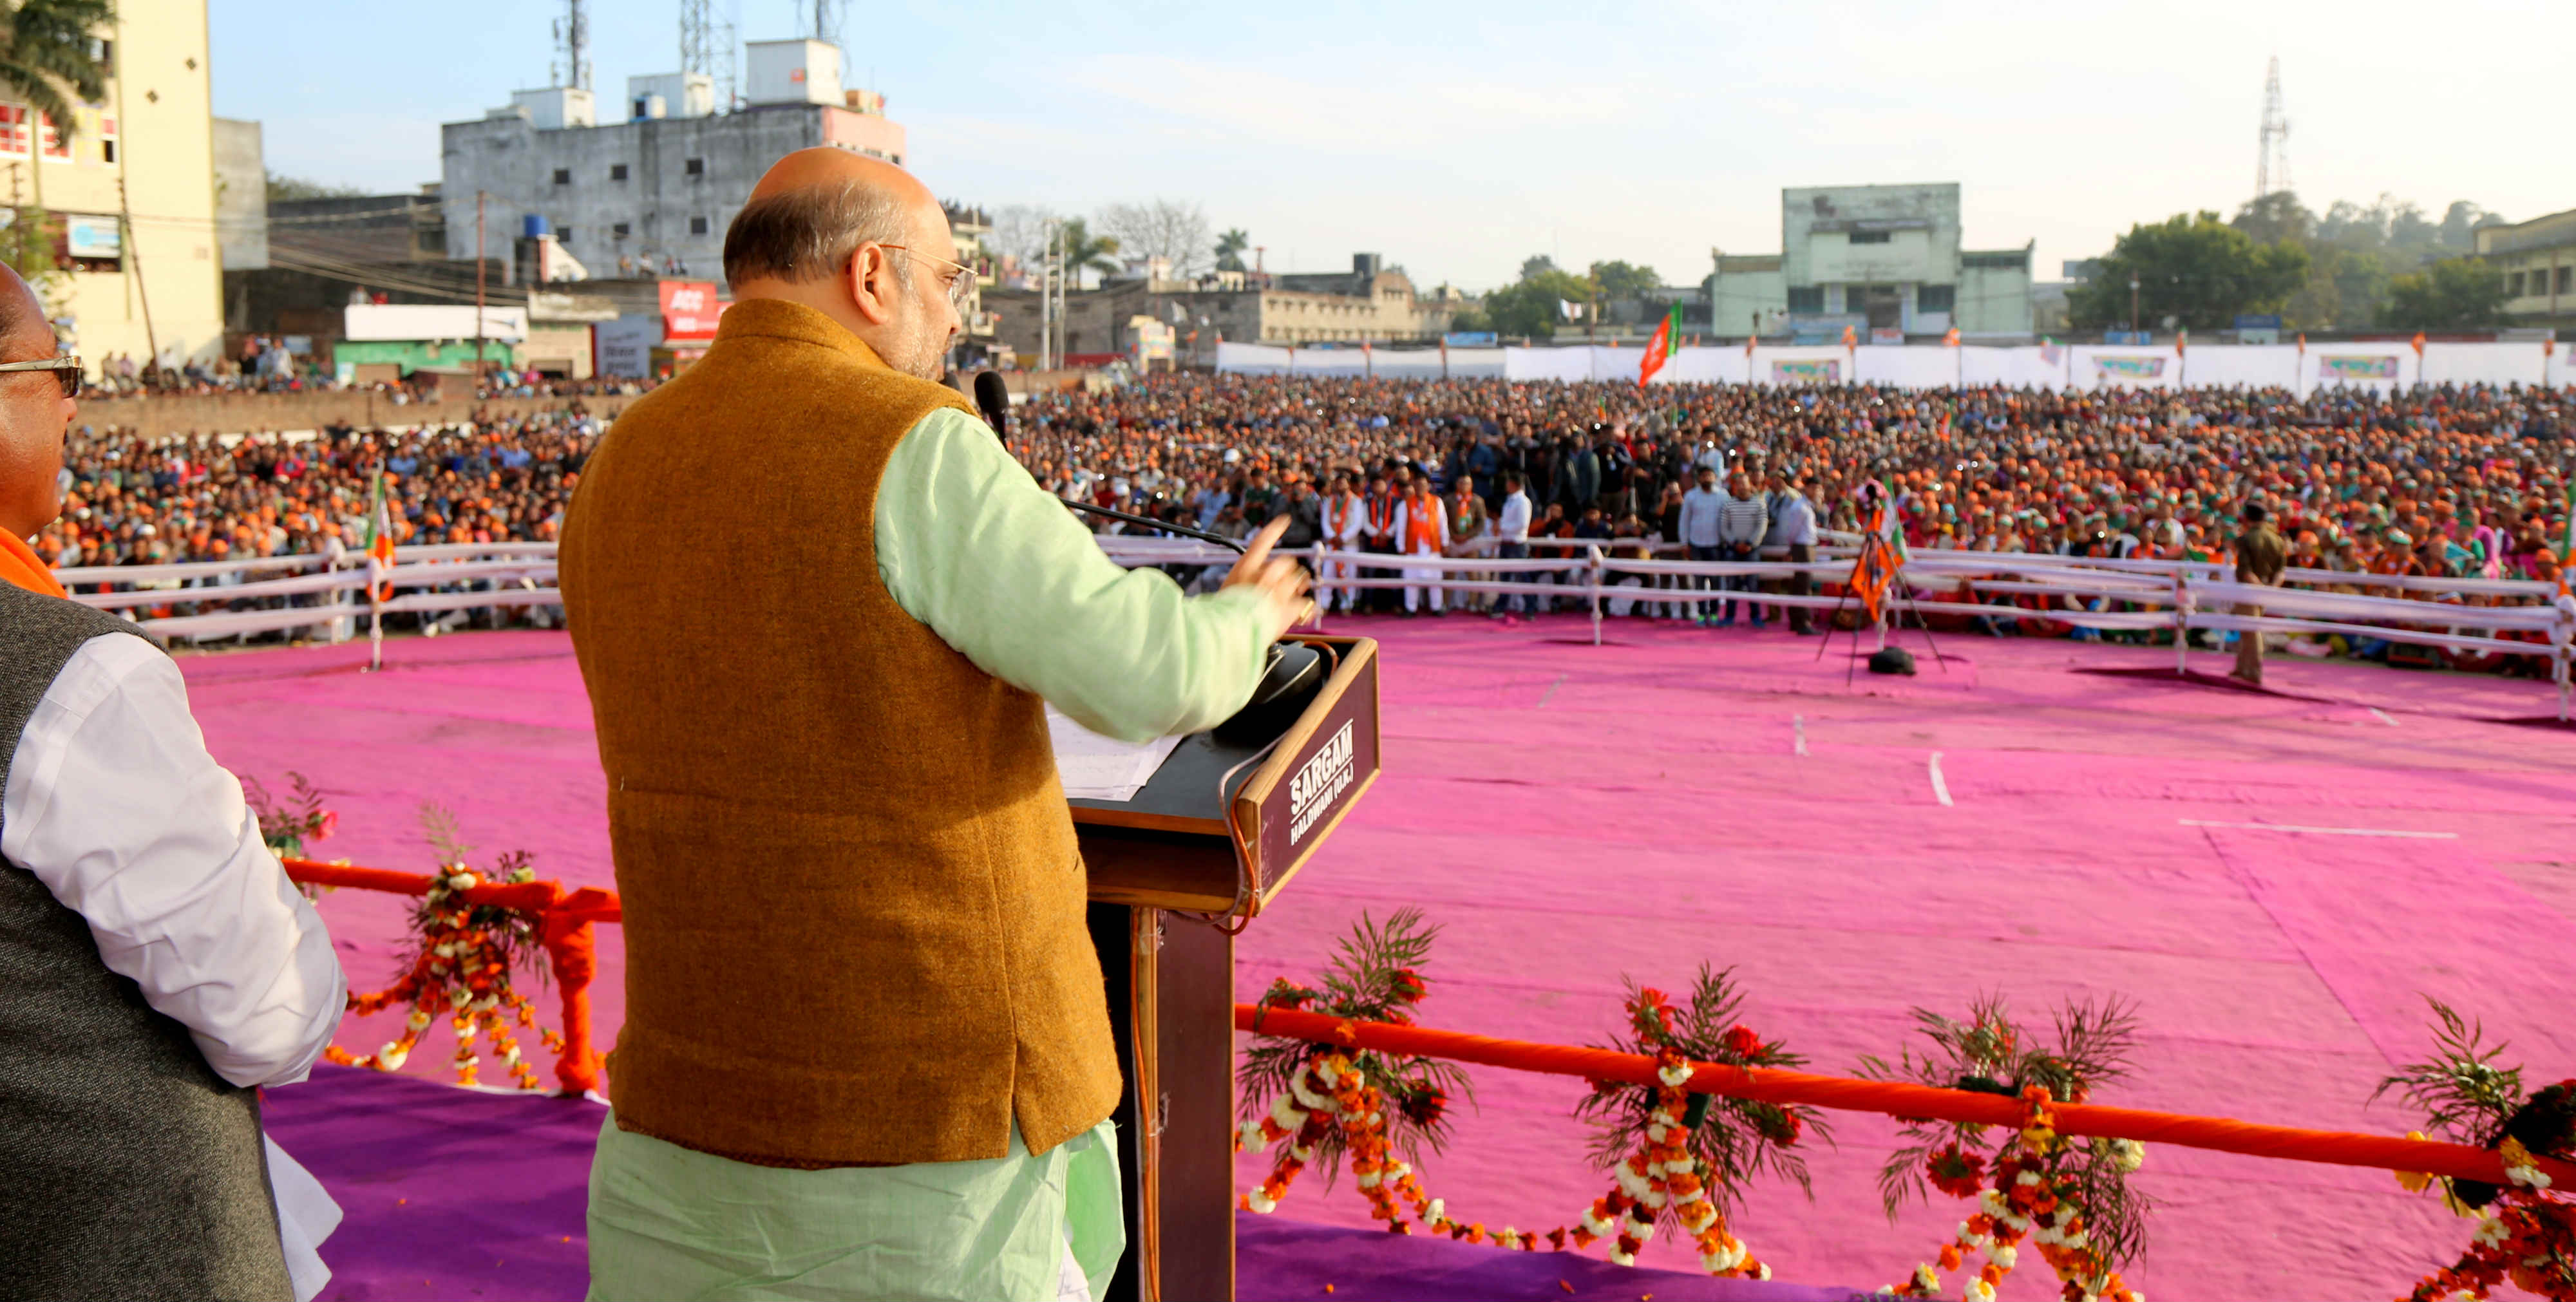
[0,0,115,281]
[1054,216,1120,289]
[1215,227,1249,273]
[0,0,111,126]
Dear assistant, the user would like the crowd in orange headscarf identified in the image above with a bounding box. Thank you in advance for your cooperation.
[33,408,600,578]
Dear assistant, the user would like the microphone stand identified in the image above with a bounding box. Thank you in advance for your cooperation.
[1059,498,1248,555]
[972,372,1247,556]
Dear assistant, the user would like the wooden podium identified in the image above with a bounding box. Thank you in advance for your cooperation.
[1076,633,1381,1302]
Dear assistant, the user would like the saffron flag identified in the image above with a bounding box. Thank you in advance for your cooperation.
[1840,325,1857,349]
[2410,332,2427,357]
[1638,304,1680,387]
[365,471,397,601]
[1941,326,1960,347]
[1844,483,1906,624]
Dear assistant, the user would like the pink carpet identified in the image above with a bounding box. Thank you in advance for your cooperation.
[181,618,2576,1301]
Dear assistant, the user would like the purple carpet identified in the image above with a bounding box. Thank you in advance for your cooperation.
[266,1064,1850,1301]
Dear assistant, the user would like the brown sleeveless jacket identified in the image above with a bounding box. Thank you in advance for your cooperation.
[559,299,1119,1166]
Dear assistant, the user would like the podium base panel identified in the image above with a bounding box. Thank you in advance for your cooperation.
[1089,901,1235,1302]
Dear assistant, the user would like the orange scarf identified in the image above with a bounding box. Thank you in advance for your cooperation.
[1405,491,1442,552]
[0,528,67,598]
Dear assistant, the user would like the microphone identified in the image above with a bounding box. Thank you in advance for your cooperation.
[971,368,1246,554]
[973,370,1012,437]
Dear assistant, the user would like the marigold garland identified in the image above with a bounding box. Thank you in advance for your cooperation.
[2376,1000,2575,1302]
[1862,995,2148,1302]
[1240,919,2570,1298]
[1564,972,1823,1278]
[323,804,560,1090]
[1237,908,1468,1223]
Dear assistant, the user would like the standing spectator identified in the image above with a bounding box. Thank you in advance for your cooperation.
[1493,470,1533,622]
[1678,465,1727,626]
[1716,473,1770,629]
[1361,469,1401,614]
[1318,473,1363,614]
[1394,471,1450,616]
[2231,502,2287,684]
[1446,473,1492,614]
[1274,476,1318,550]
[1240,467,1281,525]
[1769,471,1819,635]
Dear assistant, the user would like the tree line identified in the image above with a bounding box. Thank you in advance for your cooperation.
[2069,193,2515,333]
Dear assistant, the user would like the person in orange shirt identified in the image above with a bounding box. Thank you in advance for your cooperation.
[1392,469,1450,616]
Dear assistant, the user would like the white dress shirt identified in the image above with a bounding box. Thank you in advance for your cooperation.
[5,631,348,1299]
[1496,490,1532,543]
[2,632,346,1087]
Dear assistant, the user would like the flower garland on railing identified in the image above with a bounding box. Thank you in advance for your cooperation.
[1236,908,1470,1227]
[1859,995,2148,1302]
[1238,930,1822,1272]
[2376,999,2575,1302]
[1236,916,2572,1297]
[1566,969,1824,1278]
[323,804,562,1089]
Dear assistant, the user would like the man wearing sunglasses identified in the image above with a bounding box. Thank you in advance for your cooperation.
[561,151,1308,1301]
[0,263,347,1299]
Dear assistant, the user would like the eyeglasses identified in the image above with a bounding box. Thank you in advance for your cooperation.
[876,244,976,314]
[0,354,81,398]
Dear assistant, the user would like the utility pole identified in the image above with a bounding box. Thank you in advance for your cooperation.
[1037,222,1052,372]
[118,177,156,380]
[475,191,488,383]
[2128,274,2140,335]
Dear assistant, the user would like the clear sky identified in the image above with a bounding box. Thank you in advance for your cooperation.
[210,0,2565,292]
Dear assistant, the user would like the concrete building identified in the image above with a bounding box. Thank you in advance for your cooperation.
[2,0,228,373]
[2476,207,2576,333]
[985,256,1453,366]
[212,117,264,270]
[440,38,906,285]
[267,189,447,267]
[1705,184,2034,341]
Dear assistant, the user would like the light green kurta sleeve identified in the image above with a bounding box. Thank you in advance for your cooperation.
[874,406,1272,742]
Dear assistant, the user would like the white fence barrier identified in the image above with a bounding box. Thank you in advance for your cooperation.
[61,543,564,643]
[57,536,2576,712]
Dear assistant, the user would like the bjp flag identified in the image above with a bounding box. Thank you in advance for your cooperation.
[1637,304,1680,388]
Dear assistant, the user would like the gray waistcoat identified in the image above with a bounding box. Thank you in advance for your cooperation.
[0,581,292,1302]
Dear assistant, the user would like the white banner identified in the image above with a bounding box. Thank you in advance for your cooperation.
[2070,346,2181,391]
[1209,341,2575,392]
[1961,346,2071,388]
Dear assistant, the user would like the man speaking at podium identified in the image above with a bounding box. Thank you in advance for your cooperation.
[558,149,1309,1302]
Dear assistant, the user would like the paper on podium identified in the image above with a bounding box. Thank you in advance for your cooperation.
[1046,707,1186,802]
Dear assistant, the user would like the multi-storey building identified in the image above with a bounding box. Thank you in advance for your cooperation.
[5,0,227,373]
[2476,208,2576,334]
[1705,184,2034,341]
[984,255,1454,366]
[440,39,905,284]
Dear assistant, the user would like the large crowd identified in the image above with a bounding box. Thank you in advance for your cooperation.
[30,372,2576,663]
[37,408,597,572]
[1010,374,2572,577]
